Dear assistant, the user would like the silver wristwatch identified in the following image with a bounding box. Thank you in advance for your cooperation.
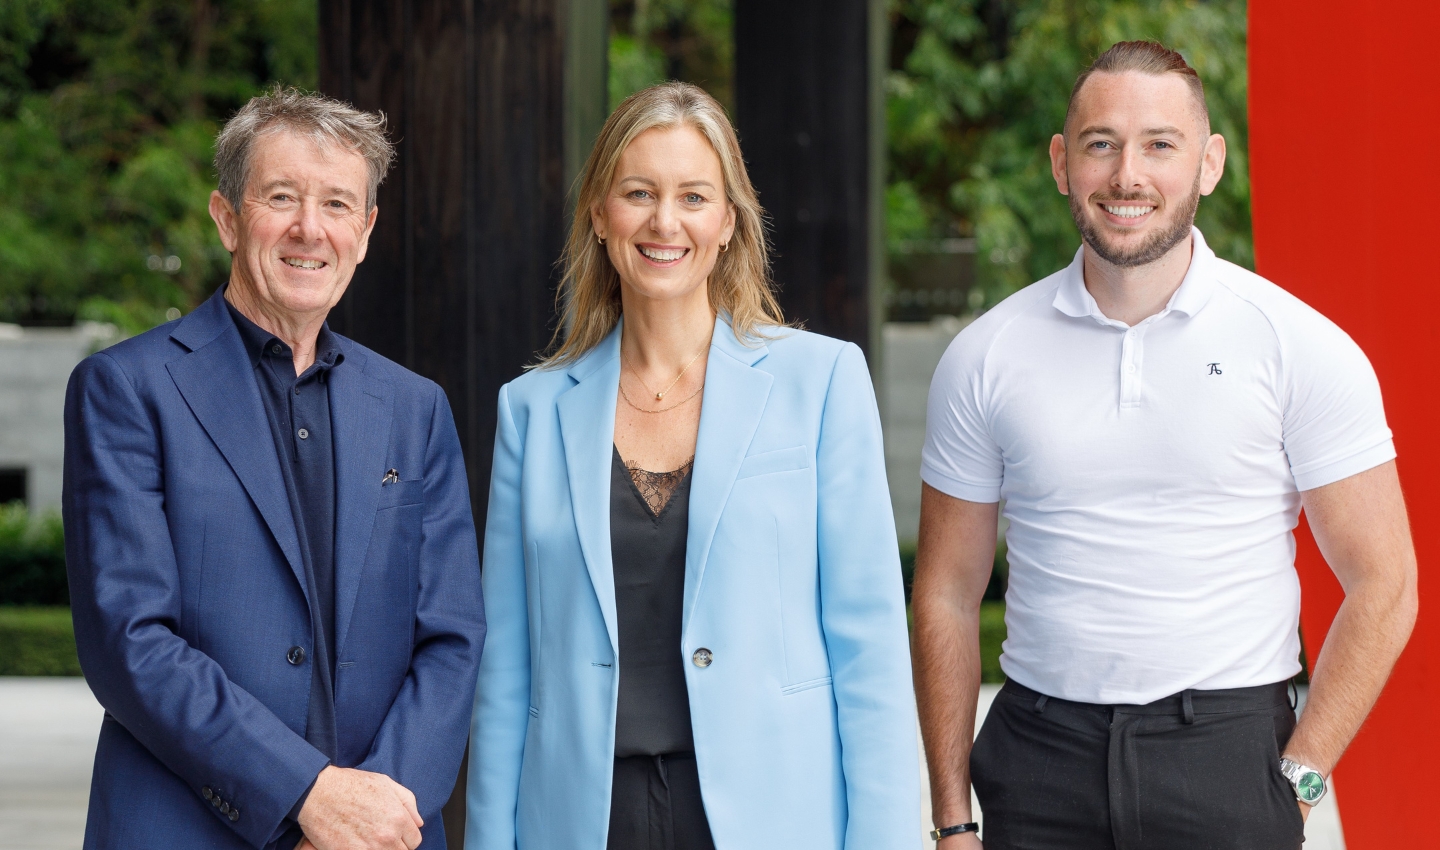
[1279,757,1327,805]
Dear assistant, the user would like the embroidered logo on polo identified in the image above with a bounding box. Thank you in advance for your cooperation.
[1207,363,1222,375]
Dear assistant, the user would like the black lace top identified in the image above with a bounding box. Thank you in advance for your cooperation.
[609,446,696,756]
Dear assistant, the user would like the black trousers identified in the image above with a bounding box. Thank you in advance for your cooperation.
[607,752,716,850]
[971,679,1306,850]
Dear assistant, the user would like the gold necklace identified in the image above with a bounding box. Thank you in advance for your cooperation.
[618,377,704,414]
[625,346,707,401]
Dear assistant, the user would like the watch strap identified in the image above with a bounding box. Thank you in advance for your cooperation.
[930,822,980,840]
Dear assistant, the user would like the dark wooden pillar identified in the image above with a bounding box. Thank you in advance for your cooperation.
[317,1,607,846]
[734,0,887,360]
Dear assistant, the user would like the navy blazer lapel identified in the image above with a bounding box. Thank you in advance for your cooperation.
[329,345,393,654]
[683,317,772,636]
[556,324,623,653]
[166,292,308,596]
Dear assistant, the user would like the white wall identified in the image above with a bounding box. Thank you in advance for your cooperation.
[0,323,119,510]
[880,317,970,546]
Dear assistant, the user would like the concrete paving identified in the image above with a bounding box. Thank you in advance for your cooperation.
[0,678,102,850]
[0,678,1345,848]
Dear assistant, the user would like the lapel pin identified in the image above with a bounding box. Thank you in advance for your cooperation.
[382,469,400,485]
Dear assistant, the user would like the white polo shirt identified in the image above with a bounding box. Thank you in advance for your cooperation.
[921,228,1395,705]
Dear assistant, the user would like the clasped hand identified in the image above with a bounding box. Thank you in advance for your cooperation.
[296,765,424,850]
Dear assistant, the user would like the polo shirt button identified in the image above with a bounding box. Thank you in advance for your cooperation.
[692,648,713,668]
[287,646,306,665]
[228,808,241,822]
[297,428,309,440]
[201,786,213,800]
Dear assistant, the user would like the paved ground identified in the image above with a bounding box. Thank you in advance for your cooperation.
[1,678,1345,848]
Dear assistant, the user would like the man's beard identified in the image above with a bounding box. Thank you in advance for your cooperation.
[1070,167,1202,268]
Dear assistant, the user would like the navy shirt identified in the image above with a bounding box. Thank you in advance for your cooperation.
[225,298,342,809]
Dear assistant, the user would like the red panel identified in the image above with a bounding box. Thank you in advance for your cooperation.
[1249,1,1439,845]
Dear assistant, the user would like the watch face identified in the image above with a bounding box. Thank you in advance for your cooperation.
[1297,771,1325,803]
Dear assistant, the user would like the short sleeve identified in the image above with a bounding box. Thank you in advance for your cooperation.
[1279,308,1395,491]
[920,329,1004,503]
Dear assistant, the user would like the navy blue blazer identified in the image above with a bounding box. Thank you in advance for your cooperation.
[63,289,485,849]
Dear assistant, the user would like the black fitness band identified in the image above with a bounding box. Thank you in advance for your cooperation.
[930,823,980,840]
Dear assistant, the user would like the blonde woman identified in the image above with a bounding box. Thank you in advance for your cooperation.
[466,82,918,850]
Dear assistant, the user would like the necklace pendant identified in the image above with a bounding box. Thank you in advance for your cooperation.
[655,392,664,400]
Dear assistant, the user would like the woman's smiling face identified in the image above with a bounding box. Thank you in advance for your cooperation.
[592,124,736,308]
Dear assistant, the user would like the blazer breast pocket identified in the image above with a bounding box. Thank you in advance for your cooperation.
[736,445,810,480]
[377,478,424,510]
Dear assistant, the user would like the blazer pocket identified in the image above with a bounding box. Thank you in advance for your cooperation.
[736,445,810,480]
[781,675,833,696]
[377,478,424,509]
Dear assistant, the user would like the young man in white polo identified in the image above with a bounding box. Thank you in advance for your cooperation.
[912,41,1417,849]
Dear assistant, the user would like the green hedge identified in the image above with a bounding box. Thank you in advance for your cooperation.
[0,502,69,605]
[0,606,82,675]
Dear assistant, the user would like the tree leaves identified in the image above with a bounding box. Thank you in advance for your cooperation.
[0,0,316,326]
[888,0,1252,308]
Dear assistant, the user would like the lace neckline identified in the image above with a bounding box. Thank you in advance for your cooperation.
[622,455,695,518]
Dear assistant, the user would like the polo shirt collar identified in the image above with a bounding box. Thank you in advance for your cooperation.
[224,288,345,372]
[1052,226,1219,322]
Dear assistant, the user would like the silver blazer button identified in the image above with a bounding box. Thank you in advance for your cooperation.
[692,648,713,668]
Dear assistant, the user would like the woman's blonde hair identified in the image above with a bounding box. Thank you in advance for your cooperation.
[539,82,784,368]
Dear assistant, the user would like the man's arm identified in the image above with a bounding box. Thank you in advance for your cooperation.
[912,483,1000,848]
[1285,459,1418,814]
[64,353,333,848]
[350,385,486,815]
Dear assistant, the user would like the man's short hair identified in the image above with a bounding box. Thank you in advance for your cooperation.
[1065,40,1209,134]
[214,86,396,212]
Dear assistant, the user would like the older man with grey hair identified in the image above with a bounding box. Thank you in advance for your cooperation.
[64,87,485,850]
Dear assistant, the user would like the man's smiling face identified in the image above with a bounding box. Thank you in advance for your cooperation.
[1050,70,1224,268]
[211,129,377,324]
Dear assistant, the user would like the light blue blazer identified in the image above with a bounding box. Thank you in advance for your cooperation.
[466,316,920,850]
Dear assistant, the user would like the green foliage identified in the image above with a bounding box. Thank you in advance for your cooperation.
[0,606,81,675]
[888,0,1252,308]
[608,0,735,113]
[0,0,318,326]
[0,502,68,605]
[978,600,1006,683]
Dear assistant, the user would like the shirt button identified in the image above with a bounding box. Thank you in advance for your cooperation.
[692,648,713,668]
[271,344,283,355]
[297,428,309,440]
[1126,364,1136,373]
[287,646,306,665]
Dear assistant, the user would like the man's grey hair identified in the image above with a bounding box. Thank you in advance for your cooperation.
[214,86,396,212]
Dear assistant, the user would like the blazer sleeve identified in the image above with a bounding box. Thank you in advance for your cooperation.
[356,382,486,818]
[63,352,330,849]
[465,382,532,850]
[815,343,923,849]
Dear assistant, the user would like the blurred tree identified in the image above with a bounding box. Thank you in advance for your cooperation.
[0,0,316,331]
[888,0,1252,308]
[608,0,734,113]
